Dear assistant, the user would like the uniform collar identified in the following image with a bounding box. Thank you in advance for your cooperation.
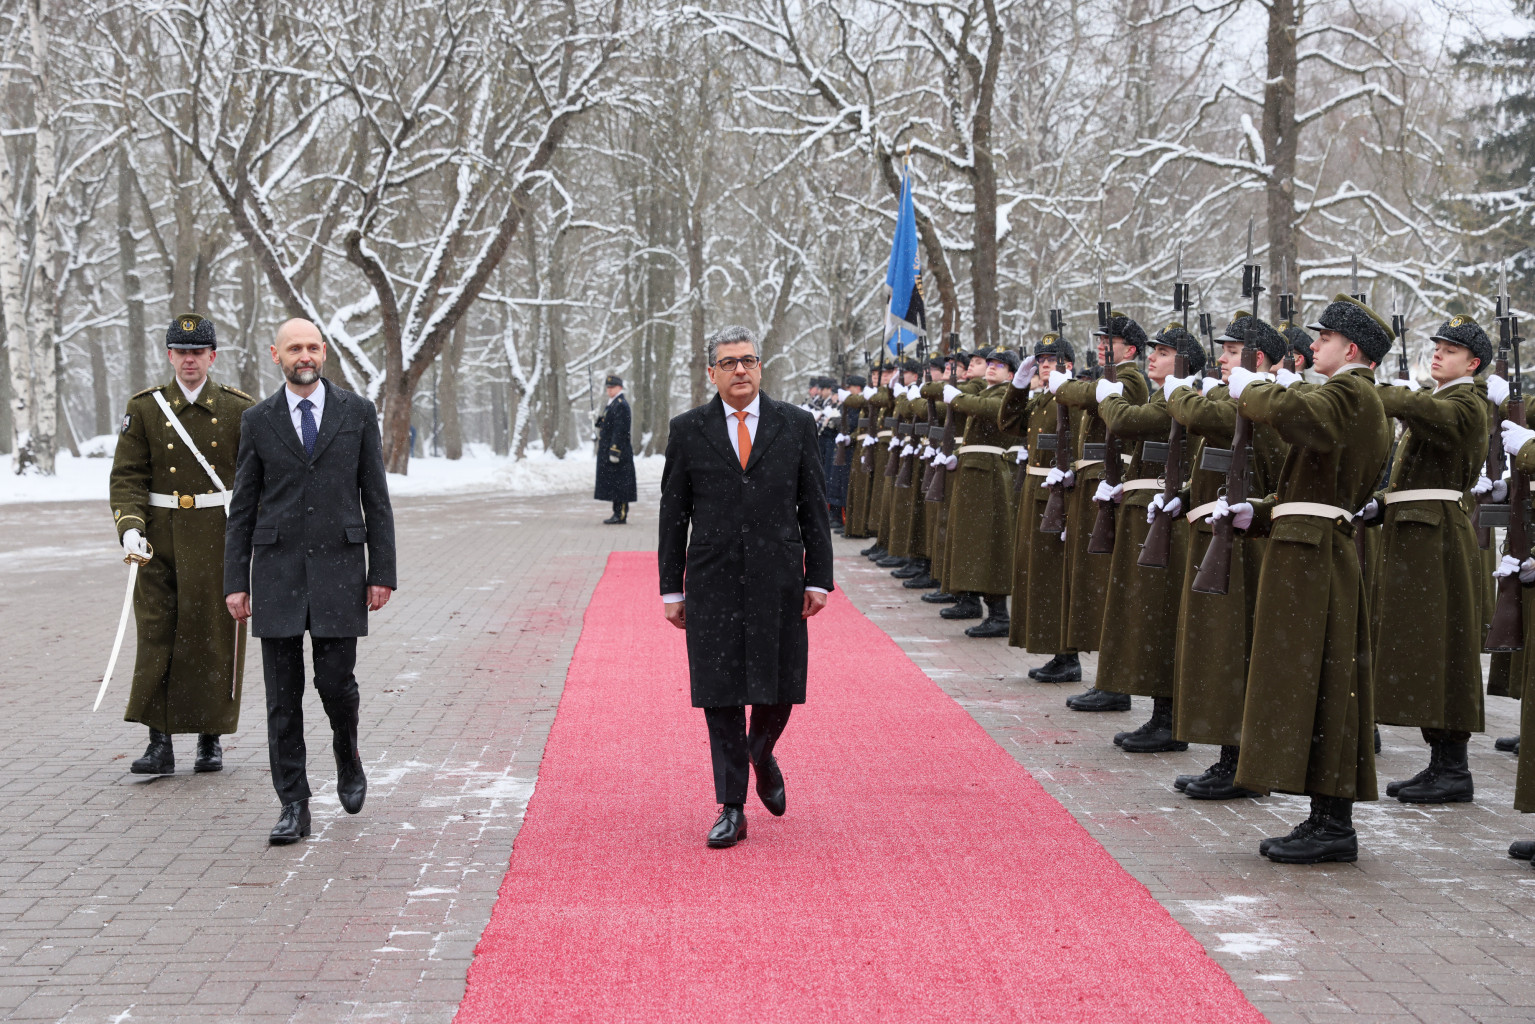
[1335,362,1373,377]
[1433,375,1473,394]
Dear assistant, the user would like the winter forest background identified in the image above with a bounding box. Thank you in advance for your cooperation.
[2,0,1533,477]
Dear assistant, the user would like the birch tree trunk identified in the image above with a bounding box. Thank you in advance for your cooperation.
[0,138,33,471]
[23,0,57,474]
[440,319,465,460]
[118,149,148,393]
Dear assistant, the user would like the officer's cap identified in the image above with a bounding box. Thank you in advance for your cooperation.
[1034,332,1075,363]
[166,314,215,350]
[1306,294,1394,363]
[1152,322,1206,377]
[606,374,624,388]
[844,374,868,388]
[1430,315,1493,372]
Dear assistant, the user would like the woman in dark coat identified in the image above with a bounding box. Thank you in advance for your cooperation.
[595,374,638,522]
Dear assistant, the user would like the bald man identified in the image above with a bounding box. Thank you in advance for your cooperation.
[224,319,397,845]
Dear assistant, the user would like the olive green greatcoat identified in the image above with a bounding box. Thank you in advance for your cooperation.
[109,378,256,735]
[904,396,937,559]
[1508,439,1535,811]
[887,394,922,557]
[1166,384,1289,746]
[919,396,948,566]
[942,382,1021,596]
[1233,367,1391,800]
[936,379,986,593]
[863,386,896,537]
[1001,386,1077,651]
[1095,388,1188,698]
[1371,380,1488,732]
[1054,364,1148,652]
[842,391,873,537]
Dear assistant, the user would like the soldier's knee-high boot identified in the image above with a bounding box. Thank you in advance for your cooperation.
[1397,740,1473,804]
[1184,744,1259,799]
[964,595,1010,638]
[1117,696,1188,753]
[1265,795,1357,864]
[131,728,174,775]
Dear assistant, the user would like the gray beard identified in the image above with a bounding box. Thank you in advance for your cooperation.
[285,364,320,386]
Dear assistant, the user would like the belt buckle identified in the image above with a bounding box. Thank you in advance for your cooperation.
[178,494,195,509]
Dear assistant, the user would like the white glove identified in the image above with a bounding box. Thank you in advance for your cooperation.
[1015,448,1028,464]
[835,433,849,445]
[1047,369,1070,394]
[1012,354,1039,389]
[1145,492,1183,524]
[1275,368,1303,388]
[1390,377,1420,392]
[908,384,922,401]
[862,435,877,448]
[943,453,958,470]
[1206,497,1254,530]
[900,443,915,456]
[1494,554,1523,579]
[1523,559,1535,585]
[122,528,150,559]
[929,449,944,465]
[837,388,849,402]
[888,435,900,449]
[1095,379,1124,403]
[1358,498,1380,521]
[943,383,962,405]
[1044,467,1074,488]
[1487,373,1510,408]
[1472,473,1493,497]
[1060,529,1068,542]
[1492,478,1509,502]
[1502,419,1535,457]
[1093,480,1123,504]
[1162,375,1195,401]
[1201,376,1222,394]
[1227,365,1259,400]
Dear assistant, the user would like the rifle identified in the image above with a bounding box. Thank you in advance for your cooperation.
[925,331,963,503]
[859,348,883,474]
[1139,250,1191,568]
[1475,303,1512,549]
[920,331,950,496]
[1087,268,1124,554]
[1347,257,1374,572]
[1191,219,1263,594]
[1198,285,1217,370]
[895,336,925,489]
[1487,263,1526,651]
[1039,307,1073,533]
[1278,258,1297,373]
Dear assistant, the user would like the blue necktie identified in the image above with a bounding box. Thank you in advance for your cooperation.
[298,398,317,458]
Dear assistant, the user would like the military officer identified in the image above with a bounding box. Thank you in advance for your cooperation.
[595,374,637,524]
[109,314,255,774]
[1218,294,1394,864]
[858,361,897,558]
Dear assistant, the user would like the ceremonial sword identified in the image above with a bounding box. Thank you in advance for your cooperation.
[95,544,154,712]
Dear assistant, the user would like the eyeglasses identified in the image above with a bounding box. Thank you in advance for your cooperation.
[712,356,760,371]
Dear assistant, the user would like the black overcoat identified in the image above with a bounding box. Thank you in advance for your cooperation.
[594,394,638,503]
[224,379,398,638]
[658,392,835,707]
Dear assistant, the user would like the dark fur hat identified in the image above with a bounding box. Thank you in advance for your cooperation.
[986,348,1021,372]
[1430,315,1493,373]
[1217,313,1287,368]
[1307,294,1394,363]
[166,313,215,350]
[1152,322,1206,377]
[844,374,868,388]
[1092,311,1148,352]
[1279,322,1314,366]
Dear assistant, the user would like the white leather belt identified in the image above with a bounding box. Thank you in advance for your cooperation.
[877,430,893,438]
[1186,500,1221,522]
[149,491,228,510]
[1384,488,1463,504]
[1026,466,1052,477]
[1073,459,1104,470]
[1121,478,1163,492]
[1005,445,1026,453]
[957,445,1005,456]
[1273,501,1354,522]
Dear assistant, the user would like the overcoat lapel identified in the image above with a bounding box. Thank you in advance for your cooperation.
[266,388,306,461]
[701,393,740,470]
[307,379,346,462]
[745,394,783,474]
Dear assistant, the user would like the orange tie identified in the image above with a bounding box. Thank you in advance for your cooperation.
[734,410,752,470]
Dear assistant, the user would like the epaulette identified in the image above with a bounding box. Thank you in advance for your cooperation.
[220,384,254,400]
[130,384,165,399]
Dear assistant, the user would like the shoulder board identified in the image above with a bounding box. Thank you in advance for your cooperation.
[130,384,166,400]
[220,384,254,400]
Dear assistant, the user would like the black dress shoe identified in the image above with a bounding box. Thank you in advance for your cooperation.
[1065,688,1131,712]
[269,800,311,845]
[706,805,747,848]
[1496,735,1520,754]
[939,594,983,619]
[1509,840,1535,860]
[754,757,786,816]
[1031,653,1082,683]
[921,590,958,604]
[193,734,223,773]
[602,513,625,524]
[902,574,940,589]
[334,727,367,815]
[131,729,175,775]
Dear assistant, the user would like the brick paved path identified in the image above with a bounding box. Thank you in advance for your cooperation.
[1,489,1533,1023]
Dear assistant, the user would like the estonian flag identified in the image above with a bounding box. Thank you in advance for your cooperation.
[883,166,925,353]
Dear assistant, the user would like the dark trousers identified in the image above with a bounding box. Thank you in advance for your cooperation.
[261,633,360,804]
[702,704,792,805]
[1422,727,1472,744]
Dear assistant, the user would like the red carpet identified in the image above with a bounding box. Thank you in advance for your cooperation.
[455,551,1267,1024]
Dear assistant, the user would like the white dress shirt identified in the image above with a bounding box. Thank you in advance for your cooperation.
[662,392,828,604]
[285,383,326,445]
[175,378,205,405]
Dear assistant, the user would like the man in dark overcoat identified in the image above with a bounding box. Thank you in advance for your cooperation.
[224,318,397,845]
[658,325,835,848]
[595,374,637,523]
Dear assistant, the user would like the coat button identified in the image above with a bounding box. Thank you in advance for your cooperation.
[166,443,174,450]
[307,507,314,515]
[169,466,176,473]
[211,417,218,424]
[210,441,217,447]
[741,524,749,533]
[308,548,314,556]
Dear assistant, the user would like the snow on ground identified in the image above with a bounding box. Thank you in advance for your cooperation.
[0,437,660,505]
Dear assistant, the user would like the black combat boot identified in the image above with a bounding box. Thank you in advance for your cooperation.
[193,734,223,773]
[131,729,175,775]
[1385,743,1440,799]
[1174,754,1223,793]
[892,558,928,579]
[964,595,1010,637]
[1509,840,1535,860]
[1496,735,1520,754]
[939,592,984,620]
[903,568,940,589]
[1118,697,1188,753]
[1184,746,1259,799]
[876,554,908,568]
[1065,688,1131,712]
[1397,741,1473,804]
[1374,726,1381,754]
[862,543,886,559]
[1259,803,1322,857]
[921,590,958,604]
[602,501,628,524]
[1265,795,1357,864]
[1031,652,1081,683]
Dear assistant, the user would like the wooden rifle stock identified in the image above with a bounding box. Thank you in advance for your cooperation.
[1138,352,1188,568]
[1474,345,1510,550]
[925,358,961,503]
[1190,345,1257,595]
[1486,392,1527,650]
[1086,358,1122,554]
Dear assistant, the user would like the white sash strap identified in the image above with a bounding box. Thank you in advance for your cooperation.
[1026,466,1052,477]
[1072,459,1104,471]
[1272,501,1354,522]
[151,390,230,512]
[956,445,1006,456]
[1384,488,1464,504]
[1121,478,1163,492]
[1186,501,1221,523]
